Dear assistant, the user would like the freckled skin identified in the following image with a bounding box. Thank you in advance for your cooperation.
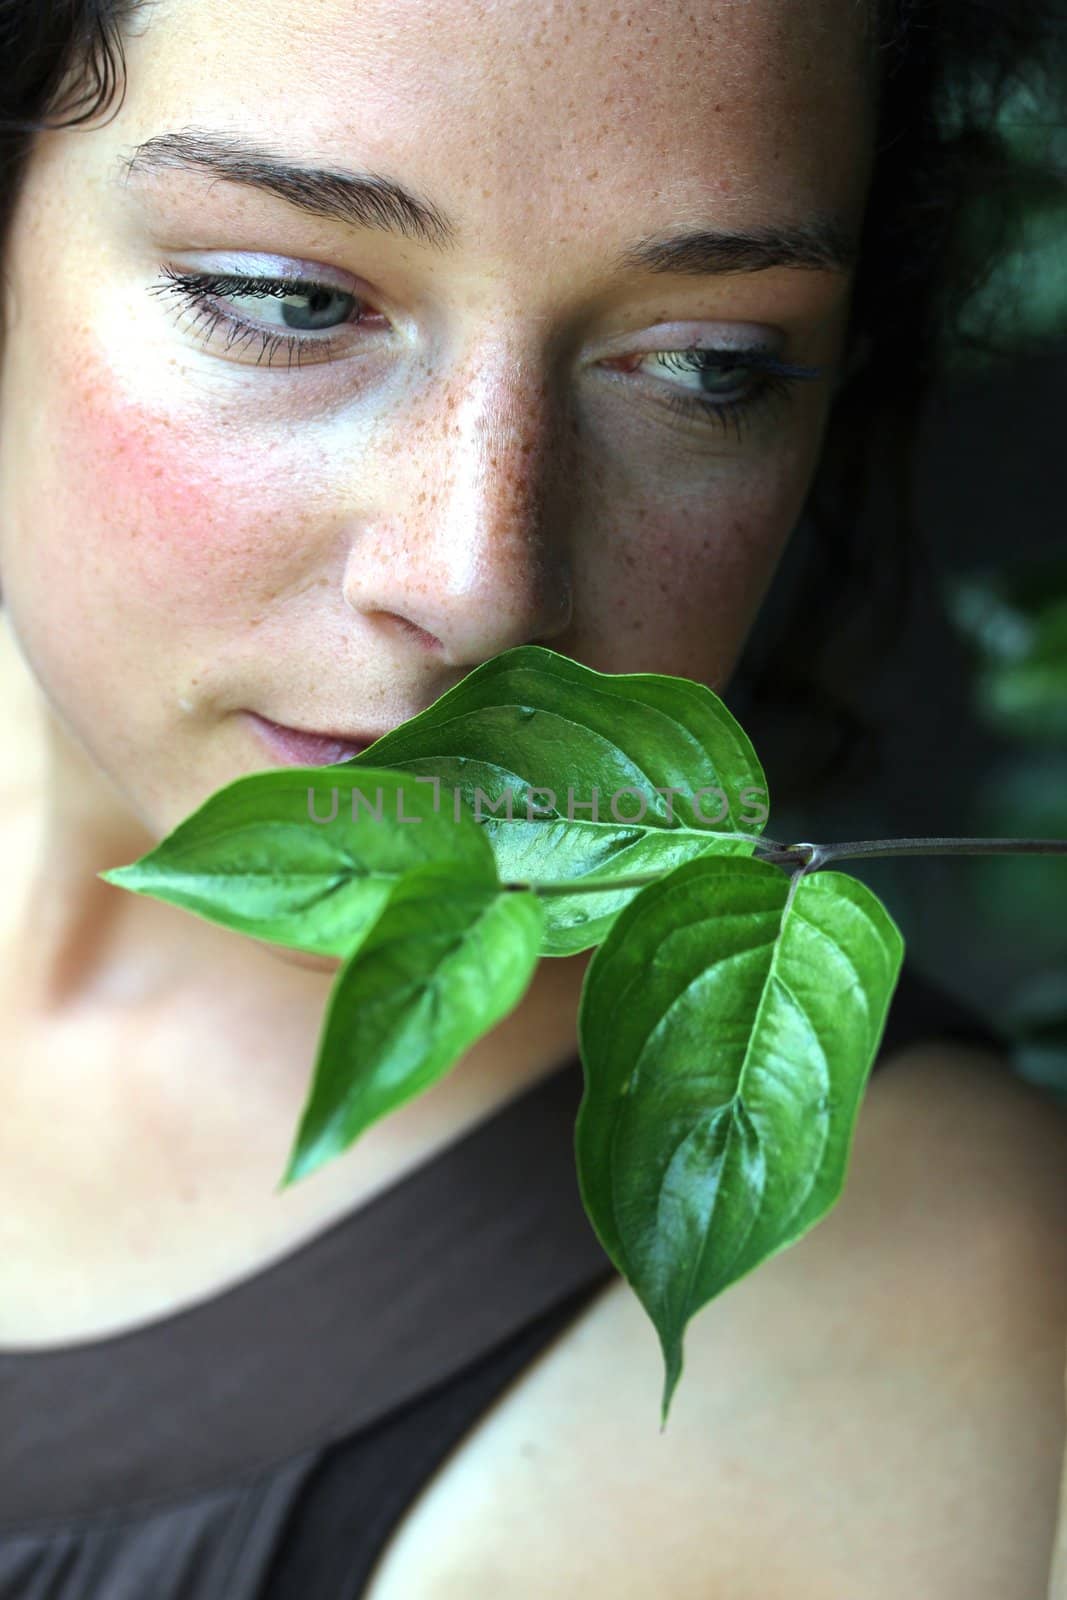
[0,0,874,1005]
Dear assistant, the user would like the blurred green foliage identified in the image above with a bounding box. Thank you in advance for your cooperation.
[949,79,1067,366]
[934,68,1067,1097]
[947,553,1067,741]
[944,550,1067,1102]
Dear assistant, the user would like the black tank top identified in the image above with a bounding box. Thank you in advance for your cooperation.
[0,963,1004,1598]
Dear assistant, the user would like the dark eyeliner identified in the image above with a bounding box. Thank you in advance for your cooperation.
[656,348,824,442]
[148,266,358,369]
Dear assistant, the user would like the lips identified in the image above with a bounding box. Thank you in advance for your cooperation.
[244,711,387,768]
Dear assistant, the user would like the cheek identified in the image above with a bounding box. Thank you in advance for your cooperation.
[34,352,305,628]
[583,475,804,685]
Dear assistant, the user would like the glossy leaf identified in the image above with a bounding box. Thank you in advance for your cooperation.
[99,767,496,956]
[281,862,544,1185]
[574,851,904,1428]
[345,644,770,954]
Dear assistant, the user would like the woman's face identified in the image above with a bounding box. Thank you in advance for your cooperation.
[0,0,875,840]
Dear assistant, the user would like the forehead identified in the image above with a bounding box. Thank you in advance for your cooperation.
[115,0,876,254]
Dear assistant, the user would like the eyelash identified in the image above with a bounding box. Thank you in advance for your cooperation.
[150,266,824,440]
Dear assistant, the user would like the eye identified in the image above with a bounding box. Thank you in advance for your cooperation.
[604,345,824,442]
[149,267,826,443]
[149,267,386,368]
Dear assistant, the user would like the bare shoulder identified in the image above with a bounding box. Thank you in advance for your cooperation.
[382,1044,1067,1598]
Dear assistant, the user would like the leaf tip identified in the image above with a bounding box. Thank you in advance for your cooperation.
[275,1162,303,1193]
[98,865,141,890]
[280,1113,358,1190]
[278,1139,320,1190]
[658,1332,685,1433]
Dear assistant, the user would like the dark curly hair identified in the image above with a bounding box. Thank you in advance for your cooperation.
[0,0,1065,808]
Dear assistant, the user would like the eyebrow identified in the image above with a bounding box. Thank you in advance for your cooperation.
[116,127,859,277]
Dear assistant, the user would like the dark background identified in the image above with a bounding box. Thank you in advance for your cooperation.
[734,332,1067,1098]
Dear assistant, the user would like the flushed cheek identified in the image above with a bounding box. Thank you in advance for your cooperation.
[42,358,313,632]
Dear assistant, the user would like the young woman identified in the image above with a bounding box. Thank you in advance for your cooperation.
[0,0,1065,1593]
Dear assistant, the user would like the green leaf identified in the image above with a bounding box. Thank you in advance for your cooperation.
[281,862,544,1185]
[573,852,903,1429]
[99,767,496,956]
[346,645,770,954]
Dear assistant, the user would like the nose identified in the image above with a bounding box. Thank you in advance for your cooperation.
[341,344,574,668]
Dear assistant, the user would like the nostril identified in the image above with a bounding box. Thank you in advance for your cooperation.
[383,613,444,652]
